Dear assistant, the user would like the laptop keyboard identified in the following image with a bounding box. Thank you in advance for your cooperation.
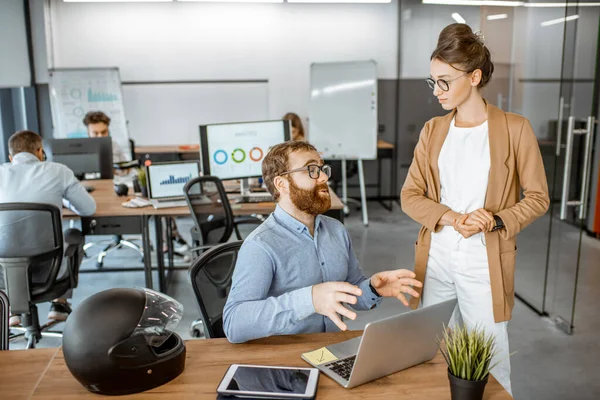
[325,355,356,381]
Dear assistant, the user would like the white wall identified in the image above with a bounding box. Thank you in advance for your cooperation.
[45,0,398,121]
[0,0,31,88]
[400,1,481,79]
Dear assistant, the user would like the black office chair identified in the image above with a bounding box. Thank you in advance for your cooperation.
[87,138,144,269]
[188,241,243,339]
[183,176,262,258]
[0,290,8,350]
[0,203,83,349]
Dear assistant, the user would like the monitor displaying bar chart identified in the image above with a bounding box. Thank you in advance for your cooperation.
[146,161,200,199]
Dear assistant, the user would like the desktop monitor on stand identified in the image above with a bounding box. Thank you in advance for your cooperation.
[199,120,291,196]
[47,137,114,181]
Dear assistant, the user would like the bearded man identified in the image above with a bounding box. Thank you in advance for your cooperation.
[223,141,422,343]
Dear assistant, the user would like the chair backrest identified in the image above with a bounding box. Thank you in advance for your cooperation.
[129,138,136,161]
[0,203,64,314]
[326,159,358,183]
[188,241,243,338]
[0,290,8,350]
[183,176,235,246]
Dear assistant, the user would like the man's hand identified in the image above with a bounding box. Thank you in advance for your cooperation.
[312,282,362,331]
[370,270,423,306]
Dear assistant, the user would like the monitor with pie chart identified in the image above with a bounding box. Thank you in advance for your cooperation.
[199,120,291,180]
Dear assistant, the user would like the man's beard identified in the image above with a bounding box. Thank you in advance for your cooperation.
[288,178,331,216]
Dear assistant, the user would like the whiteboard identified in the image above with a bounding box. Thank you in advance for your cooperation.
[121,82,269,146]
[48,68,131,160]
[308,61,378,160]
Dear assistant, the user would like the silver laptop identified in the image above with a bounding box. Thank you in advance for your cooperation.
[301,298,457,389]
[146,161,208,209]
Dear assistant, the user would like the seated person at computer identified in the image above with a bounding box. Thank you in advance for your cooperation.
[0,130,97,326]
[83,111,128,163]
[283,112,306,141]
[223,141,422,343]
[84,111,190,260]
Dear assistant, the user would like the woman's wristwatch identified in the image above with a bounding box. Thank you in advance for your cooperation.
[492,215,505,232]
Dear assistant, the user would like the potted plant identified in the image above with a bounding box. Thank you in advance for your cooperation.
[439,324,501,400]
[134,168,148,198]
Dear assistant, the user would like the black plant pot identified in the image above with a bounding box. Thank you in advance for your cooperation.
[448,370,489,400]
[141,186,148,198]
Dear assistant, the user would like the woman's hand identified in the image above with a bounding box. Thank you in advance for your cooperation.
[453,214,482,239]
[463,208,495,232]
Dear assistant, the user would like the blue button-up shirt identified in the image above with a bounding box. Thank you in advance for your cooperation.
[223,205,381,343]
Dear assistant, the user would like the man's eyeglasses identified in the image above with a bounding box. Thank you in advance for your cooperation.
[279,164,332,180]
[426,73,467,92]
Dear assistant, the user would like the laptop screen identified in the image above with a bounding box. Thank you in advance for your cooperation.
[147,162,200,199]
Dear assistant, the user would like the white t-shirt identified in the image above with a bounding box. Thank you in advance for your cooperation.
[432,117,491,248]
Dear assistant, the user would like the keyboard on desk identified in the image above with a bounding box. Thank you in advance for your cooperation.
[324,355,356,381]
[150,199,188,209]
[239,194,274,203]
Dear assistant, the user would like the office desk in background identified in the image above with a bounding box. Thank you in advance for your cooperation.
[135,140,397,210]
[0,331,512,400]
[64,180,344,294]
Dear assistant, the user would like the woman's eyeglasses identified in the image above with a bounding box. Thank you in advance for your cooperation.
[426,73,467,92]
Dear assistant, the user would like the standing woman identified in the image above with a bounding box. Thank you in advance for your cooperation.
[401,24,549,395]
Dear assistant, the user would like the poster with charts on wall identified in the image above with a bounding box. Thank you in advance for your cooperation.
[48,67,131,161]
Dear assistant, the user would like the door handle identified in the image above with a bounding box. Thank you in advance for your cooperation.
[579,116,595,220]
[560,117,576,220]
[556,97,564,156]
[560,116,594,221]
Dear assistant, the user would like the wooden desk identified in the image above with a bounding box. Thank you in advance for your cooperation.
[0,332,511,399]
[377,139,394,150]
[66,180,343,218]
[136,145,200,154]
[0,347,58,400]
[65,180,344,293]
[136,142,397,211]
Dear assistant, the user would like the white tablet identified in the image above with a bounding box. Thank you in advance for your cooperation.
[216,364,319,399]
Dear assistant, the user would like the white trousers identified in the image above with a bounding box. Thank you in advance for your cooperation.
[422,235,513,397]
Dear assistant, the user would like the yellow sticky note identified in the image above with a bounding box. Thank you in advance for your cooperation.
[302,347,338,365]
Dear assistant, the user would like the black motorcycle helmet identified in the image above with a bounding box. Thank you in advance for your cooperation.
[62,288,186,395]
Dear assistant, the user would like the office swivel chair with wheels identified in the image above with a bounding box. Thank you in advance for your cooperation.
[188,241,243,339]
[183,176,262,259]
[84,139,145,268]
[0,203,84,349]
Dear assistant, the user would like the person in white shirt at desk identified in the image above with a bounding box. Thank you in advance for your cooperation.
[0,130,96,326]
[83,111,128,163]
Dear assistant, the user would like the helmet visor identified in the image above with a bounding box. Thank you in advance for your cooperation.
[132,288,184,347]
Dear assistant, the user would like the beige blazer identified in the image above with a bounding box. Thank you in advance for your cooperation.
[401,102,550,322]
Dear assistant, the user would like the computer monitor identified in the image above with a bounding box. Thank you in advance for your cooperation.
[47,137,114,180]
[146,161,200,200]
[199,120,291,181]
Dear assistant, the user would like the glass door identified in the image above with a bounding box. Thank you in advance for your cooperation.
[544,1,599,334]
